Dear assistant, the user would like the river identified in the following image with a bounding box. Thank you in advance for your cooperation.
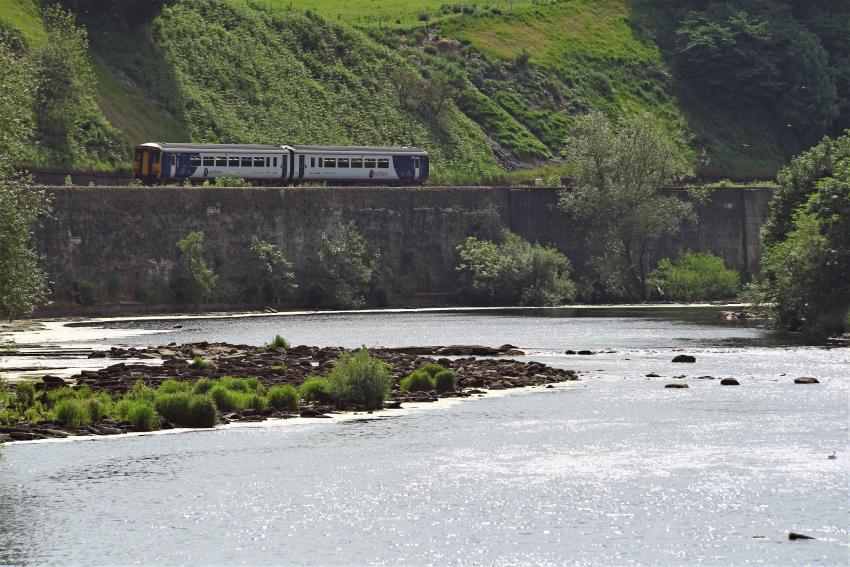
[1,307,847,565]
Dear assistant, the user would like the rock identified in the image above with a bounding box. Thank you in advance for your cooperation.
[383,400,402,409]
[546,385,555,389]
[672,354,696,363]
[788,532,815,540]
[41,375,66,385]
[665,383,689,389]
[299,408,323,418]
[157,348,178,357]
[577,350,593,355]
[720,378,740,385]
[646,373,661,377]
[564,350,576,355]
[794,376,819,384]
[87,351,106,358]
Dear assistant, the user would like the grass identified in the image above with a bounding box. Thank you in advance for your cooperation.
[267,385,300,411]
[0,0,45,45]
[326,349,393,410]
[400,370,434,392]
[264,335,291,350]
[298,376,332,403]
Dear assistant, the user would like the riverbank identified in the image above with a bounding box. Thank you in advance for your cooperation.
[0,341,577,443]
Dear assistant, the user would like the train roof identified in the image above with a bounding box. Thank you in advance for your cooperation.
[137,143,283,152]
[137,143,427,156]
[286,145,427,156]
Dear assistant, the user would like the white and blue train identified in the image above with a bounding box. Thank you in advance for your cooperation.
[133,143,429,185]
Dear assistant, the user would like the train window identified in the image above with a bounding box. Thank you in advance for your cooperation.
[377,158,389,168]
[215,156,227,167]
[254,157,265,167]
[134,150,142,163]
[229,156,240,167]
[364,158,376,169]
[311,157,315,168]
[337,158,349,168]
[190,155,201,166]
[351,158,363,168]
[153,153,160,164]
[273,157,278,167]
[202,156,214,166]
[241,157,252,167]
[323,158,336,168]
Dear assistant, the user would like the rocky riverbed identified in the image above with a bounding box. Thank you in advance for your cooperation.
[0,342,577,442]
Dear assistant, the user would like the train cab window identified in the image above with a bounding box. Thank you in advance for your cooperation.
[153,153,160,164]
[377,158,389,168]
[364,158,376,169]
[351,158,363,168]
[311,157,315,168]
[323,158,335,168]
[228,156,240,167]
[254,157,265,167]
[202,156,214,166]
[190,155,201,167]
[337,158,349,168]
[134,150,142,163]
[215,156,227,167]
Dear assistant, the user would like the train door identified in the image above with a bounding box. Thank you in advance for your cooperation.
[413,157,421,180]
[298,155,305,179]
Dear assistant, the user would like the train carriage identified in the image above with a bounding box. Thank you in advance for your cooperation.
[133,142,429,185]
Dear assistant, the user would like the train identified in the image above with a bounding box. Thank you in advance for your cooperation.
[132,143,429,185]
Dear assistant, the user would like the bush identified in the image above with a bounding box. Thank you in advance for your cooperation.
[44,387,77,406]
[327,349,393,409]
[158,379,190,394]
[219,376,263,393]
[298,376,332,403]
[647,251,740,301]
[15,382,36,408]
[155,392,218,428]
[267,385,299,411]
[265,335,290,350]
[309,222,379,309]
[456,231,576,306]
[116,398,160,431]
[421,363,446,377]
[433,370,457,393]
[174,231,218,304]
[208,385,241,412]
[192,378,216,395]
[400,370,434,392]
[245,238,297,304]
[53,399,90,428]
[85,393,113,421]
[127,380,157,403]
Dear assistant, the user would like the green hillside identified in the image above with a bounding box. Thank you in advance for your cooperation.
[1,0,847,179]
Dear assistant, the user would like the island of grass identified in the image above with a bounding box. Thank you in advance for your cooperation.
[0,339,577,442]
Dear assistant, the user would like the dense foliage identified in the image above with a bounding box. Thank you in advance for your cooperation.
[750,131,850,335]
[309,222,379,309]
[559,112,695,301]
[456,231,575,306]
[0,36,51,320]
[646,252,740,302]
[326,349,393,410]
[243,238,297,305]
[174,231,219,304]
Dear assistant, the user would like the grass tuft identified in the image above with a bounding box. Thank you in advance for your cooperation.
[267,385,300,411]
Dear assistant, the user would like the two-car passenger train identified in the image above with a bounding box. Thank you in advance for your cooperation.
[132,143,429,185]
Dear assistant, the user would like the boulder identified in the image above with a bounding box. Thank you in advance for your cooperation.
[665,383,689,389]
[788,532,815,540]
[720,378,740,386]
[672,354,696,363]
[41,375,66,385]
[577,350,593,355]
[646,373,661,377]
[564,350,576,355]
[794,377,819,384]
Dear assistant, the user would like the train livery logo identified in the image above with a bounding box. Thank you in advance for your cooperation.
[369,169,375,179]
[203,168,209,177]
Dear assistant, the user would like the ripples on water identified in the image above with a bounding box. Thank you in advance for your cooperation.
[1,308,847,565]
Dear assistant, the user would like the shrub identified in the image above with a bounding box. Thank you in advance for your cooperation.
[158,379,190,394]
[433,370,457,393]
[265,335,290,350]
[54,399,91,429]
[647,251,740,301]
[219,376,263,393]
[456,231,576,306]
[127,380,157,403]
[45,387,77,406]
[267,385,300,411]
[192,378,216,395]
[116,398,160,431]
[327,349,393,409]
[421,363,447,377]
[309,222,379,309]
[15,382,36,409]
[298,376,332,403]
[400,370,434,392]
[155,392,218,428]
[208,385,241,412]
[174,231,218,304]
[246,238,297,304]
[85,393,113,421]
[214,175,252,187]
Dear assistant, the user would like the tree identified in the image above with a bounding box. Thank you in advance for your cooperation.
[309,222,378,309]
[750,130,850,335]
[0,38,51,321]
[558,112,694,300]
[174,231,218,304]
[244,237,297,304]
